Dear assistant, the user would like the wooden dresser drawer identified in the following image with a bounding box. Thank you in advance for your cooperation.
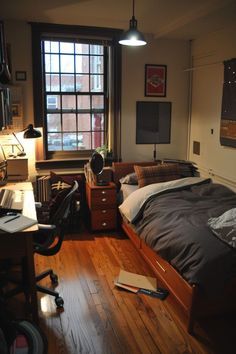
[91,209,117,230]
[90,189,116,208]
[86,181,117,231]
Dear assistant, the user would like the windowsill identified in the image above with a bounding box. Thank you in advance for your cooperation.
[35,158,89,171]
[35,157,114,174]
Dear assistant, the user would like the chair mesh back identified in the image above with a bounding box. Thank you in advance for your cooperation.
[50,180,79,226]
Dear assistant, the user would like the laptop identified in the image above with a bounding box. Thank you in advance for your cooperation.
[0,188,24,212]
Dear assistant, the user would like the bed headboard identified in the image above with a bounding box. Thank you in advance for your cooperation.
[112,161,157,184]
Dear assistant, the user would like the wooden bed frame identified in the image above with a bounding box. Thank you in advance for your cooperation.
[112,161,236,334]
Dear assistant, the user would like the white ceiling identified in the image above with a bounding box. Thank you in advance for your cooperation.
[1,0,236,40]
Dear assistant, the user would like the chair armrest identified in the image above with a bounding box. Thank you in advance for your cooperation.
[37,223,56,230]
[35,202,42,208]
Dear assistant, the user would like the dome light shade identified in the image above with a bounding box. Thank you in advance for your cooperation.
[119,0,147,47]
[23,124,42,139]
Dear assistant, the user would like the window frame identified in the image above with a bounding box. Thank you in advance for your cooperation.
[31,22,122,162]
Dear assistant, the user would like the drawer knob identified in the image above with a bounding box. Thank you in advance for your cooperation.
[102,198,107,202]
[101,190,106,195]
[102,222,107,226]
[102,210,107,214]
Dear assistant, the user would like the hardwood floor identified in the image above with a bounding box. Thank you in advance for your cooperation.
[33,227,236,354]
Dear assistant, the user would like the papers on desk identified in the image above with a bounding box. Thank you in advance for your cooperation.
[0,213,38,233]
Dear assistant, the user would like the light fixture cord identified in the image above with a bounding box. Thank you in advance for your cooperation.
[132,0,135,17]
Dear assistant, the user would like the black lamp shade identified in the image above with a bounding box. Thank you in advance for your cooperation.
[23,124,41,139]
[119,16,147,46]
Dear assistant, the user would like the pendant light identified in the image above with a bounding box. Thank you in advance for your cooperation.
[119,0,147,46]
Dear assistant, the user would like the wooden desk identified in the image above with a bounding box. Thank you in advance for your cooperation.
[0,182,39,323]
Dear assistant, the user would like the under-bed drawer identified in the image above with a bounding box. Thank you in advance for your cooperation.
[141,241,193,312]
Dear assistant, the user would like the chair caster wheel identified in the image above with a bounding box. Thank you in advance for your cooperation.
[50,273,58,284]
[55,296,64,308]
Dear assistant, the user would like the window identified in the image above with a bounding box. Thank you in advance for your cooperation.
[31,23,122,162]
[43,40,105,152]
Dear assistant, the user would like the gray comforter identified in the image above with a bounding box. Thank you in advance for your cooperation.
[133,180,236,294]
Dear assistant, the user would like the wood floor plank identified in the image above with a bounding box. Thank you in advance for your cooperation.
[30,228,236,354]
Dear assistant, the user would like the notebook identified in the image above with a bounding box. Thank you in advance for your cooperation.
[0,213,38,233]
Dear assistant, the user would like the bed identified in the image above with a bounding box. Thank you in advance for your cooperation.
[112,161,236,334]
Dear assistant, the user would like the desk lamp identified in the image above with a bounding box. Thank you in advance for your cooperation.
[11,125,41,157]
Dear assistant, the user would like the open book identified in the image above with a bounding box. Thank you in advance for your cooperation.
[0,213,38,233]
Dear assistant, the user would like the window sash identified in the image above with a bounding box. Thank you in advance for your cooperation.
[42,39,107,154]
[31,22,122,161]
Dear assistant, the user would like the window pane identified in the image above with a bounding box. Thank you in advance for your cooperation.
[61,55,74,73]
[45,54,59,73]
[47,114,61,131]
[47,133,62,151]
[92,113,104,130]
[92,131,104,149]
[63,133,77,150]
[79,132,91,150]
[46,74,60,92]
[76,55,89,73]
[90,45,103,55]
[44,41,59,53]
[90,56,103,74]
[61,74,75,92]
[46,95,60,110]
[62,114,76,131]
[92,95,104,109]
[62,95,76,110]
[75,43,89,54]
[60,42,74,54]
[77,95,90,109]
[78,113,90,131]
[76,74,89,92]
[90,75,103,92]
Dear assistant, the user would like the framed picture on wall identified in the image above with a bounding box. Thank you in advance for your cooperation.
[12,103,22,117]
[145,64,167,97]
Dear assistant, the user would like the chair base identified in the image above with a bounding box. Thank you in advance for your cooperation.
[36,269,64,308]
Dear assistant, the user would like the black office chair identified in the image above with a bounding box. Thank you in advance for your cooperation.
[33,180,79,307]
[0,180,79,309]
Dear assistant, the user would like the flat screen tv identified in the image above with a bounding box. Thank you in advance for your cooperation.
[136,101,171,144]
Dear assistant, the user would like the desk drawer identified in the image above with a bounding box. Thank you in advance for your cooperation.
[0,234,27,258]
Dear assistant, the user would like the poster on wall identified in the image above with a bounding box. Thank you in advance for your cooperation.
[145,64,167,97]
[220,58,236,148]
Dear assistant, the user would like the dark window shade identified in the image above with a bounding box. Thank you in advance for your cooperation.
[220,58,236,147]
[136,101,171,144]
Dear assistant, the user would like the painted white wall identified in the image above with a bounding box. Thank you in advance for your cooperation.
[121,35,190,162]
[189,25,236,185]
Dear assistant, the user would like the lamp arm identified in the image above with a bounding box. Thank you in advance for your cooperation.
[12,132,26,156]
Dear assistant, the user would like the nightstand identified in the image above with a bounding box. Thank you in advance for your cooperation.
[86,182,117,231]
